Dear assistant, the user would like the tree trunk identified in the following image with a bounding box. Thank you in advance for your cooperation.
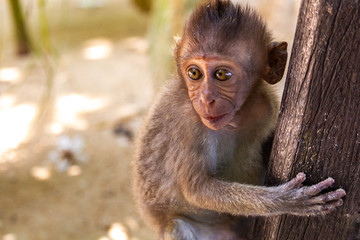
[8,0,32,55]
[253,0,360,239]
[148,0,199,91]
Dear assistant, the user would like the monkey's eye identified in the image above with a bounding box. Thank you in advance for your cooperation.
[214,69,232,81]
[187,68,203,80]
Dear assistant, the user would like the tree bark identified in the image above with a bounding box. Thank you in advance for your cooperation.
[253,0,360,239]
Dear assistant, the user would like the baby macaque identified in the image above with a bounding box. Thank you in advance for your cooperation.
[134,1,346,239]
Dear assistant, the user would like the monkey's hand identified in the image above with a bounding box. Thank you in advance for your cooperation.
[276,172,346,216]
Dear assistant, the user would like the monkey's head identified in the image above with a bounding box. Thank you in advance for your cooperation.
[175,0,288,130]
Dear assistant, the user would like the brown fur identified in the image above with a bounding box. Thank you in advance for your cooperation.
[134,79,277,239]
[134,1,346,239]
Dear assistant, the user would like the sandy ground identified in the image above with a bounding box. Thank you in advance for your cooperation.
[0,40,154,240]
[1,1,155,239]
[0,0,300,239]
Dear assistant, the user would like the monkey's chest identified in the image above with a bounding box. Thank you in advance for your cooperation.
[208,139,266,185]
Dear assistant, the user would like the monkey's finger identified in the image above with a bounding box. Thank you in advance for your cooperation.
[296,199,343,216]
[308,189,346,204]
[284,172,306,189]
[304,177,335,195]
[309,200,343,215]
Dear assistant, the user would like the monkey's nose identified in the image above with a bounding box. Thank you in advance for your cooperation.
[200,94,216,107]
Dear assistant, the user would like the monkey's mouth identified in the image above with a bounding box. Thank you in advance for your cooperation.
[205,114,227,122]
[202,113,233,130]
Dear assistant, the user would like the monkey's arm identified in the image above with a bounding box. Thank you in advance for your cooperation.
[181,170,346,217]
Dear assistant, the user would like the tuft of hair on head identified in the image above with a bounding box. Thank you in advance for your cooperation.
[175,0,272,61]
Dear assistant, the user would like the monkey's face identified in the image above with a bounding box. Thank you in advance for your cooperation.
[181,56,256,130]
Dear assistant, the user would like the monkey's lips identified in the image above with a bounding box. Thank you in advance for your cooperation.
[202,113,233,130]
[205,114,227,121]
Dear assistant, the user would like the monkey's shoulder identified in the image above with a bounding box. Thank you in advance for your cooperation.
[136,80,205,166]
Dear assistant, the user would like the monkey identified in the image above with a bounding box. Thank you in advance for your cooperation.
[134,1,346,239]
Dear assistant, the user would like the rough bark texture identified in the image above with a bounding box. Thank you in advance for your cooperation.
[252,0,360,239]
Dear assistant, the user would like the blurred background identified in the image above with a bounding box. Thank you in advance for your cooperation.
[0,0,300,239]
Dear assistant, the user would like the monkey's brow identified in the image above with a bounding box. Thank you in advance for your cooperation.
[181,52,236,62]
[189,55,225,61]
[181,54,249,70]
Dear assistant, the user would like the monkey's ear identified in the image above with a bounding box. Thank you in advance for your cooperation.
[263,41,288,84]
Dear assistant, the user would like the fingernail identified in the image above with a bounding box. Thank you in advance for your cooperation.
[336,189,346,196]
[336,199,343,206]
[327,177,335,184]
[297,172,306,179]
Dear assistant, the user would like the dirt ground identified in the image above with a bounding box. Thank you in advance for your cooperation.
[0,1,299,240]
